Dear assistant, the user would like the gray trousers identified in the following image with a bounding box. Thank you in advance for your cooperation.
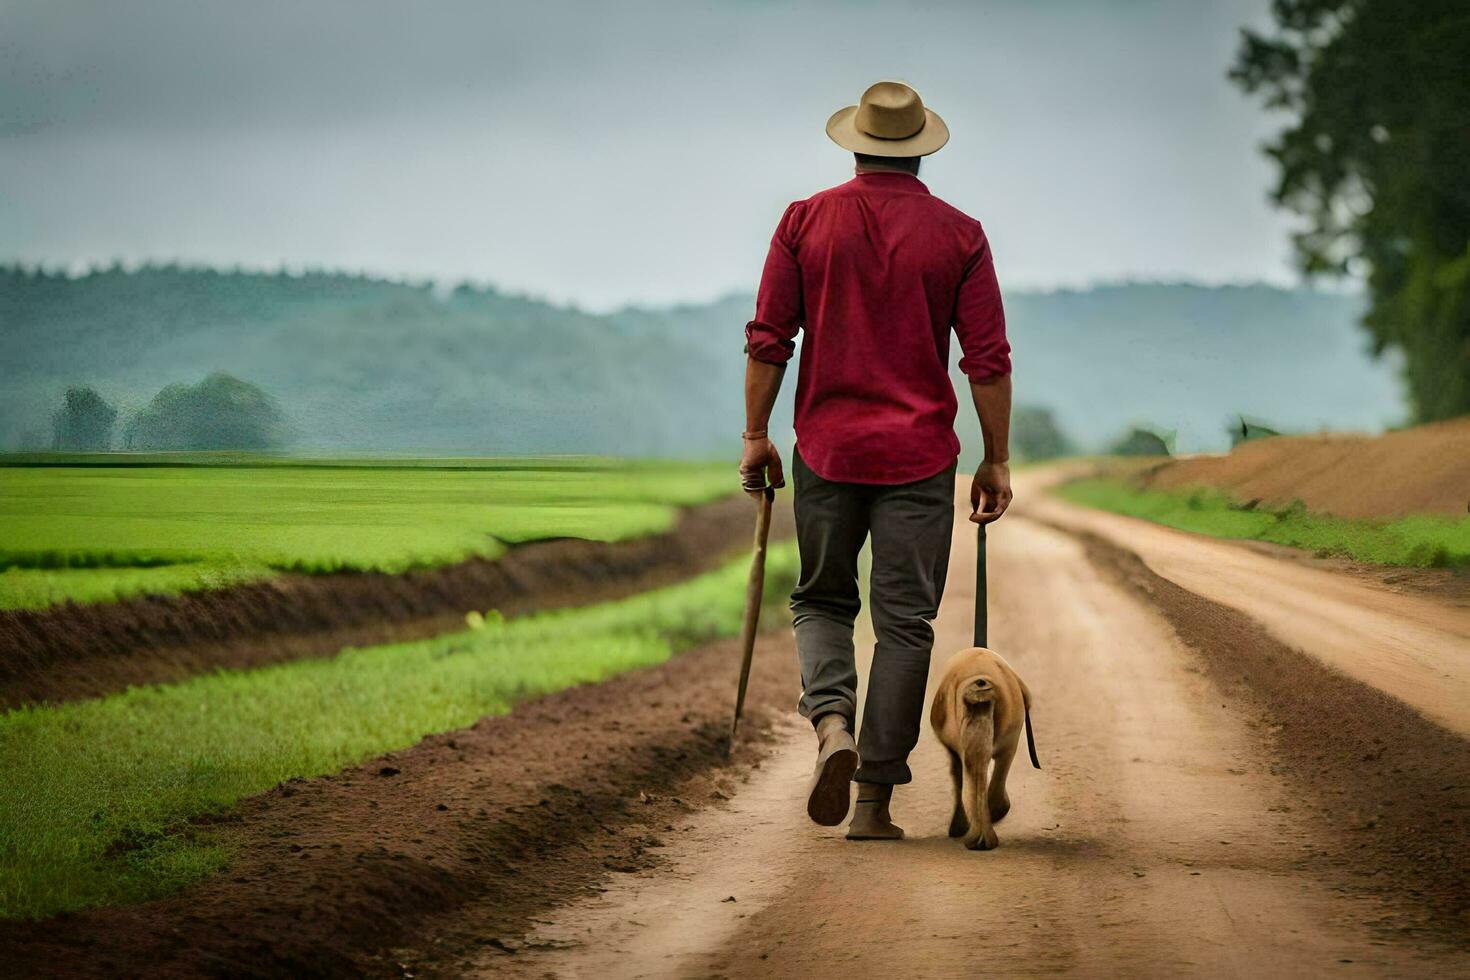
[790,447,956,785]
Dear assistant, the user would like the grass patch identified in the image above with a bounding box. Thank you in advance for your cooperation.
[0,457,732,609]
[1057,478,1470,568]
[0,541,797,920]
[0,564,276,612]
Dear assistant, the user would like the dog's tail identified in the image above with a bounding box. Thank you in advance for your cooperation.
[1020,679,1041,770]
[1024,707,1041,770]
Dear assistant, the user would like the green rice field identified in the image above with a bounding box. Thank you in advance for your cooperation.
[1058,477,1470,568]
[0,455,732,610]
[0,541,799,919]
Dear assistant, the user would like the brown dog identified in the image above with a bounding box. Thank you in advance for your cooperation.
[929,647,1038,850]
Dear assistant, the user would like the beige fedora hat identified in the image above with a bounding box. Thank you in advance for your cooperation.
[826,81,949,157]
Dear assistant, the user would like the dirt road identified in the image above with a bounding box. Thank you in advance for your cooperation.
[461,473,1470,978]
[1025,482,1470,736]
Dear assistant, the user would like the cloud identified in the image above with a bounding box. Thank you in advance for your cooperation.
[0,0,1295,308]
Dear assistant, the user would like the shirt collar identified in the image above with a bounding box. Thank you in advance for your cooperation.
[852,170,930,194]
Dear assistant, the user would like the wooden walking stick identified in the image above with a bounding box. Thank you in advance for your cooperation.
[730,486,775,740]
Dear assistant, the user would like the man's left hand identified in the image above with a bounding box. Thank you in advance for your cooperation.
[970,460,1012,524]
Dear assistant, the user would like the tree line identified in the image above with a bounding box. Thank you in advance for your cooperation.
[44,376,1168,460]
[49,374,290,452]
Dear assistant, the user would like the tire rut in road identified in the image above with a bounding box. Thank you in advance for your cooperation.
[1066,524,1470,941]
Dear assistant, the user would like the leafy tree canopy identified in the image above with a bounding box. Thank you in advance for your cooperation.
[1231,0,1470,421]
[52,386,117,451]
[1109,428,1172,458]
[1011,405,1076,461]
[125,373,289,451]
[1229,414,1283,447]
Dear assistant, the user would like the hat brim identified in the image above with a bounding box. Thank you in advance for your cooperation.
[825,105,949,157]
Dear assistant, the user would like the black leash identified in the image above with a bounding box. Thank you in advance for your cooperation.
[976,523,1041,770]
[974,524,988,648]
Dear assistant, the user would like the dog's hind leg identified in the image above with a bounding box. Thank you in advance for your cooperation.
[987,739,1017,823]
[947,747,967,837]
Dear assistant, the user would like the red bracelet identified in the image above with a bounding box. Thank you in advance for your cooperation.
[742,430,769,440]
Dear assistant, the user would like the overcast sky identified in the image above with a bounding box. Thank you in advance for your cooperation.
[0,0,1295,311]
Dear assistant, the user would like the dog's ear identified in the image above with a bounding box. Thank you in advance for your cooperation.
[930,679,951,732]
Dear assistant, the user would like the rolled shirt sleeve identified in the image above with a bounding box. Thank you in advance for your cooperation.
[744,202,804,365]
[954,227,1011,383]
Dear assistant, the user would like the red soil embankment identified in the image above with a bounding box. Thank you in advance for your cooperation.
[1141,416,1470,519]
[0,630,804,979]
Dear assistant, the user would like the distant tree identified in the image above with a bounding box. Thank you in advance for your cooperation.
[51,386,117,451]
[1228,415,1282,448]
[1108,427,1172,457]
[1011,405,1076,461]
[125,373,289,451]
[1230,1,1470,422]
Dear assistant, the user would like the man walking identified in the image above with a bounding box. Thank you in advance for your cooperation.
[739,81,1013,839]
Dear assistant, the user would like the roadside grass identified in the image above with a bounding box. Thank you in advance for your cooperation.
[1058,477,1470,568]
[0,541,798,920]
[0,457,732,610]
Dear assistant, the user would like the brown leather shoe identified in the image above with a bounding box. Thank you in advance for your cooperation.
[807,713,859,826]
[846,782,904,840]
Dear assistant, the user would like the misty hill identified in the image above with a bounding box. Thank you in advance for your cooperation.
[0,266,735,456]
[0,266,1405,457]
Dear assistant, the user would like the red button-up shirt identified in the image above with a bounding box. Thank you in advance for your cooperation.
[745,171,1010,485]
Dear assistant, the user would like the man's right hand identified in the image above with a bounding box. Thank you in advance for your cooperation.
[739,437,785,498]
[970,460,1012,524]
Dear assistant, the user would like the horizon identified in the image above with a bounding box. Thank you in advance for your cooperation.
[0,260,1363,317]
